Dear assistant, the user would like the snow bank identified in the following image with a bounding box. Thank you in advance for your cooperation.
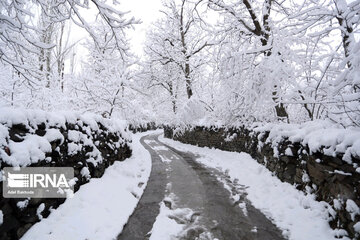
[160,135,340,240]
[149,201,185,240]
[0,107,133,239]
[253,120,360,164]
[21,131,155,240]
[164,123,360,238]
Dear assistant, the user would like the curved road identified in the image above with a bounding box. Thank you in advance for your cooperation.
[118,134,285,240]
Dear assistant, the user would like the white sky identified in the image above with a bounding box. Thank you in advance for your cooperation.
[119,0,164,56]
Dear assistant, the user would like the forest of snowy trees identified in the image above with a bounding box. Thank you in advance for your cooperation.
[0,0,359,127]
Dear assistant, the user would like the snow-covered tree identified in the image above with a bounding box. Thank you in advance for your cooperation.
[145,0,213,100]
[206,0,294,122]
[142,60,182,114]
[288,0,360,126]
[0,0,139,111]
[202,0,359,126]
[75,22,135,117]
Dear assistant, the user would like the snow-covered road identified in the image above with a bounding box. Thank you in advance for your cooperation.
[160,135,339,240]
[21,131,154,240]
[21,131,339,240]
[120,134,284,240]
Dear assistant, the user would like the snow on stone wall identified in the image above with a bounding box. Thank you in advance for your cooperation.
[252,120,360,165]
[164,122,360,239]
[0,108,132,239]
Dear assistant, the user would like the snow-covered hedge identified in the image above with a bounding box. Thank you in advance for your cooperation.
[164,121,360,238]
[0,108,132,239]
[128,122,158,133]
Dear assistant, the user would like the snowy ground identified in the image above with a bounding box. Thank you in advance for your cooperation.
[143,136,219,240]
[149,191,196,240]
[21,131,159,240]
[149,187,217,240]
[159,135,340,240]
[19,130,345,240]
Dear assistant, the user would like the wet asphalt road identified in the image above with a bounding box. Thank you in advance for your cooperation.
[117,134,285,240]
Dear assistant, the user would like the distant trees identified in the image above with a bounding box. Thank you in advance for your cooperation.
[144,0,212,102]
[76,21,135,117]
[143,61,182,113]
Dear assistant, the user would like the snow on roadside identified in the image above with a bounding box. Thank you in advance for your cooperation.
[252,120,360,164]
[21,130,159,240]
[149,190,216,240]
[159,135,339,240]
[149,201,185,240]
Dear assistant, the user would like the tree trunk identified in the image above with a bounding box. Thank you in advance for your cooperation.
[169,83,177,113]
[57,22,65,80]
[180,0,193,99]
[185,62,192,99]
[262,0,288,121]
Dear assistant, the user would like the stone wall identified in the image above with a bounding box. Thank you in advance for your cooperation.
[164,126,360,239]
[0,118,131,240]
[128,122,159,133]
